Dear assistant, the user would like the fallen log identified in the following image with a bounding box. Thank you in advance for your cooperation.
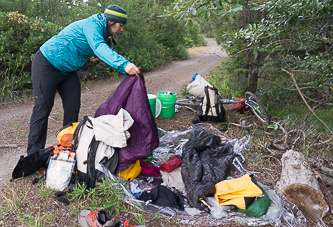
[276,150,329,225]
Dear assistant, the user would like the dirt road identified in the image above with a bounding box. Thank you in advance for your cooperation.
[0,38,227,189]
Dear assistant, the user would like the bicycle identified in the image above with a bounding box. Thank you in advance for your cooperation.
[176,91,271,124]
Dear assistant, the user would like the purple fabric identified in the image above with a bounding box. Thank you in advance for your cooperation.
[95,74,159,173]
[139,159,162,177]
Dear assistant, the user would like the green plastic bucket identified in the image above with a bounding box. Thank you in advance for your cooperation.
[147,94,156,118]
[157,91,177,118]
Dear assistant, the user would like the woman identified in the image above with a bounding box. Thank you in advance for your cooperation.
[27,5,140,155]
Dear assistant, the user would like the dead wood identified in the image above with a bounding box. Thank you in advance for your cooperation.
[270,139,286,151]
[308,158,333,176]
[276,150,329,224]
[269,123,306,151]
[319,174,333,187]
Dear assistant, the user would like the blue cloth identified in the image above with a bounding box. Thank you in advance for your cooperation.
[40,13,129,74]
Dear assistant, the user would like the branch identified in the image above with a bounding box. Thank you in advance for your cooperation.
[315,136,333,147]
[317,38,332,47]
[271,39,298,45]
[277,84,333,106]
[303,103,321,126]
[308,158,333,176]
[282,68,333,135]
[231,47,252,57]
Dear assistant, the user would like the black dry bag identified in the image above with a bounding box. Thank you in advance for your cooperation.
[12,146,54,180]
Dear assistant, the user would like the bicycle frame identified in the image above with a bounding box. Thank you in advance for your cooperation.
[220,95,270,124]
[244,100,262,114]
[221,99,239,105]
[221,99,264,115]
[176,92,271,124]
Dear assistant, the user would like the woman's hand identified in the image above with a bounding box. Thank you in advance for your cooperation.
[125,63,141,76]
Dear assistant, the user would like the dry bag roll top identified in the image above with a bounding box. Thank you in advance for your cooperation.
[55,122,79,148]
[214,174,264,210]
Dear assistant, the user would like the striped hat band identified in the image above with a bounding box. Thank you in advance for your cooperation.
[104,9,127,19]
[104,6,127,24]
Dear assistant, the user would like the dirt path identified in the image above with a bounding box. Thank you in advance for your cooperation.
[0,38,227,189]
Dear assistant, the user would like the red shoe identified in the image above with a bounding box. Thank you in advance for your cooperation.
[123,219,135,227]
[78,209,116,227]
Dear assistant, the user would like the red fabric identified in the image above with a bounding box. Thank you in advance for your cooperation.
[139,159,161,177]
[160,157,182,173]
[234,98,246,111]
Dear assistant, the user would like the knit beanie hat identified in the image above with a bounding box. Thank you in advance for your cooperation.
[104,5,127,25]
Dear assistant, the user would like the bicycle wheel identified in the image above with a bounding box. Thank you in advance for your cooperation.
[245,91,271,124]
[176,97,201,108]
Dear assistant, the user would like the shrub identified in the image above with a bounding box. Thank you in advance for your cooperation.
[0,0,207,99]
[0,11,62,100]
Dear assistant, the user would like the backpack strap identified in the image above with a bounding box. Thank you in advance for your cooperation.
[71,116,93,187]
[71,116,92,152]
[86,136,99,189]
[214,88,221,117]
[204,86,210,115]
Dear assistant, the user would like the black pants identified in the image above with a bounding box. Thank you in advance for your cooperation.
[27,50,81,155]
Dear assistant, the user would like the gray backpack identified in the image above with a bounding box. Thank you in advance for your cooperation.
[194,86,226,123]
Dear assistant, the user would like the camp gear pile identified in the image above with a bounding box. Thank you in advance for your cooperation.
[11,73,307,226]
[122,125,304,226]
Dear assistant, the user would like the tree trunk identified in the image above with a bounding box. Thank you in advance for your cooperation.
[276,150,329,224]
[247,63,258,93]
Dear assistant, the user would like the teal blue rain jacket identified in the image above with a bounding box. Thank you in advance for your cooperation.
[40,13,129,74]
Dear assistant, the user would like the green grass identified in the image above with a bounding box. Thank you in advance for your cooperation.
[269,104,333,133]
[38,183,54,199]
[0,175,142,227]
[205,61,246,99]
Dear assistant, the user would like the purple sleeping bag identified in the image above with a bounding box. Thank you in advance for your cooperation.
[94,73,159,173]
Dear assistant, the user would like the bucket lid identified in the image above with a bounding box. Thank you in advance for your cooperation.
[155,98,161,118]
[148,94,157,99]
[158,91,177,96]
